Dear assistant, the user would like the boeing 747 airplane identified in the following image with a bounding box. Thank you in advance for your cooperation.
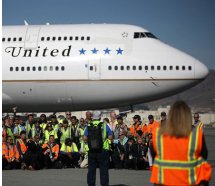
[2,24,209,112]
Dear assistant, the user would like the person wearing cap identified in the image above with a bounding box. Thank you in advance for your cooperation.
[129,115,144,138]
[193,113,204,130]
[147,115,159,134]
[84,111,113,186]
[44,122,58,144]
[49,114,60,135]
[160,111,167,126]
[59,138,80,168]
[113,115,128,140]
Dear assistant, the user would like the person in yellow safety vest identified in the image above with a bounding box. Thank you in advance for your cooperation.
[39,114,48,132]
[65,111,72,127]
[59,138,80,168]
[59,119,71,144]
[33,119,44,145]
[43,122,58,144]
[79,140,89,168]
[193,112,204,130]
[13,116,26,143]
[84,111,113,186]
[3,116,15,144]
[49,115,60,134]
[150,101,212,186]
[76,118,87,144]
[25,114,35,140]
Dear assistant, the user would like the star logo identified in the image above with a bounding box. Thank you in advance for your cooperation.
[104,48,111,54]
[79,48,86,55]
[122,32,128,38]
[91,48,99,54]
[116,48,123,55]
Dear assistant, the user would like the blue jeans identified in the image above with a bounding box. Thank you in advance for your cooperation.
[87,150,109,186]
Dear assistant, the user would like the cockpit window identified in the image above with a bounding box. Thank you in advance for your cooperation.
[134,32,157,39]
[134,32,146,38]
[144,32,157,39]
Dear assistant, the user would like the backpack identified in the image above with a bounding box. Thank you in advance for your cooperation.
[88,122,103,152]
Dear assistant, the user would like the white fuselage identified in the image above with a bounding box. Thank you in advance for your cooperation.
[2,24,209,112]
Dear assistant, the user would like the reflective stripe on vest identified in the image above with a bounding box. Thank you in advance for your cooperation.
[155,127,204,185]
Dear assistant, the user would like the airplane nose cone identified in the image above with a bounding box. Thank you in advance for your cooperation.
[195,61,209,79]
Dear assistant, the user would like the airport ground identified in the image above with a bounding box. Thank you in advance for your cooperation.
[2,128,215,186]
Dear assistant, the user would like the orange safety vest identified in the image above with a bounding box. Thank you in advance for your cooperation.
[2,142,20,160]
[147,120,160,133]
[42,143,59,159]
[129,123,142,137]
[2,142,9,160]
[17,139,27,154]
[150,127,212,185]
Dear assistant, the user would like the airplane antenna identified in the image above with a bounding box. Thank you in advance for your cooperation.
[24,20,29,26]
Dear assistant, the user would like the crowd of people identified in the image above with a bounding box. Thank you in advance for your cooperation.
[2,109,204,171]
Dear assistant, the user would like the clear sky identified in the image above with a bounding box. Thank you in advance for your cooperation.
[2,0,215,69]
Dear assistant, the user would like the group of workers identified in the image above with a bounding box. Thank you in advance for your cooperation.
[2,109,167,170]
[2,104,212,186]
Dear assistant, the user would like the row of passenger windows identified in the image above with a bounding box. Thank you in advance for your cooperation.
[9,66,65,72]
[2,36,91,42]
[41,36,90,41]
[2,37,23,42]
[108,65,192,71]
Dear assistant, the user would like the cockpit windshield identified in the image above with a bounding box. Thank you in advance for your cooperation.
[134,32,157,39]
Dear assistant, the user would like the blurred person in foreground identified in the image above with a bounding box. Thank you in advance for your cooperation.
[150,101,212,186]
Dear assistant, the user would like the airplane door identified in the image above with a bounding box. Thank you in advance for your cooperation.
[88,58,101,80]
[24,26,41,49]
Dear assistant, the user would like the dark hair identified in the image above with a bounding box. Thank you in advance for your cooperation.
[49,135,54,139]
[71,116,77,120]
[65,138,72,145]
[62,119,68,124]
[20,131,26,135]
[133,115,141,121]
[103,118,109,123]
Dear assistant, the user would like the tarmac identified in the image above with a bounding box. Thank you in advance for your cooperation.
[2,128,215,186]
